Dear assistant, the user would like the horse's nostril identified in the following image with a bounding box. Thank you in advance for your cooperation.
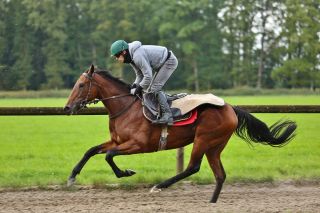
[63,106,70,112]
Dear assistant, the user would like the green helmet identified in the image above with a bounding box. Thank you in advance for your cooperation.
[110,40,129,56]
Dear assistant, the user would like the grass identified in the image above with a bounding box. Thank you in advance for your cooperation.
[0,95,319,107]
[224,95,320,105]
[0,88,319,98]
[0,95,319,188]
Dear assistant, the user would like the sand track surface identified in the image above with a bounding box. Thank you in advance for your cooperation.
[0,182,319,213]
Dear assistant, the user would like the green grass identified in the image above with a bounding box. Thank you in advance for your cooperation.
[0,95,319,188]
[0,98,67,107]
[224,95,320,105]
[0,95,318,107]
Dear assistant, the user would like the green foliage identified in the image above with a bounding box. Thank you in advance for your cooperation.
[271,0,320,90]
[272,58,313,87]
[0,0,319,91]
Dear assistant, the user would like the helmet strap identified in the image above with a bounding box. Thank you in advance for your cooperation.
[123,50,132,64]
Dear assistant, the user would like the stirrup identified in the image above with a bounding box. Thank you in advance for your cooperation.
[152,116,173,126]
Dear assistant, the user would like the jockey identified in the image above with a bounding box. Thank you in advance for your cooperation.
[110,40,178,125]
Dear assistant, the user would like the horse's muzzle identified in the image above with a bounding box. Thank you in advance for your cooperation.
[63,105,72,115]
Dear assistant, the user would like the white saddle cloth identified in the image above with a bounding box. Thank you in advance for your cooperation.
[171,93,225,115]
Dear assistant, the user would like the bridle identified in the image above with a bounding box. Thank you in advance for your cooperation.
[79,72,138,119]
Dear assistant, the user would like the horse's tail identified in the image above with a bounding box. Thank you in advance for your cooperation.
[232,106,297,147]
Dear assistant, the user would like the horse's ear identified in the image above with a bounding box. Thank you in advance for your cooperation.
[88,64,94,76]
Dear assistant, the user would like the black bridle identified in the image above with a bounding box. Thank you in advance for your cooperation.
[80,72,138,119]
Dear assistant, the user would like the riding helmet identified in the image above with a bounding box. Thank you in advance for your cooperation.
[110,40,129,56]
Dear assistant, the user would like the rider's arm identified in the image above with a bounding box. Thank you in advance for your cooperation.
[133,56,152,90]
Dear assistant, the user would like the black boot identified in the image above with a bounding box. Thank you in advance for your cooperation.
[153,91,173,125]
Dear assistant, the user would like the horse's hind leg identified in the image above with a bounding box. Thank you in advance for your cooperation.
[205,142,228,203]
[151,142,205,191]
[67,140,115,186]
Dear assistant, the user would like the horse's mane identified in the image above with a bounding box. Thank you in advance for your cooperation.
[94,69,131,89]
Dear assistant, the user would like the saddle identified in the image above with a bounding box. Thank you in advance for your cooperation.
[142,92,225,126]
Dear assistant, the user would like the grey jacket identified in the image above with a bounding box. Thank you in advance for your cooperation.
[129,41,169,90]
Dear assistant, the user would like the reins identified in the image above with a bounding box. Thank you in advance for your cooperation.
[81,72,138,119]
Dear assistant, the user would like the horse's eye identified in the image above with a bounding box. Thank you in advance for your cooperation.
[79,83,85,88]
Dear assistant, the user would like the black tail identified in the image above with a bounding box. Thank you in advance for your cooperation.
[233,107,297,147]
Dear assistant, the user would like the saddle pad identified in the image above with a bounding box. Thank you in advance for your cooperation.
[171,93,225,115]
[173,110,198,126]
[143,106,193,123]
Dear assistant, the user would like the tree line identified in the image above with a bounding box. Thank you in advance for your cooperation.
[0,0,319,91]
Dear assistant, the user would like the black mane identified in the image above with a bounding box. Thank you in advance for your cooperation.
[94,70,131,89]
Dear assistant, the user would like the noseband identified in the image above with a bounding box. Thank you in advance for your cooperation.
[80,72,138,119]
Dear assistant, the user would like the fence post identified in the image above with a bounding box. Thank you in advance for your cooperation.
[176,147,184,174]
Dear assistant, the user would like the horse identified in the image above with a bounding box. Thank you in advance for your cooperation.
[63,64,297,203]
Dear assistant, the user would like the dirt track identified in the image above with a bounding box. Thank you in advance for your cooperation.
[0,182,319,213]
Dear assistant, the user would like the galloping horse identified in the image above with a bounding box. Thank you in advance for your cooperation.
[64,64,297,203]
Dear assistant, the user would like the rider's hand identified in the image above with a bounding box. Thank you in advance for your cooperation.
[131,83,137,89]
[130,85,143,96]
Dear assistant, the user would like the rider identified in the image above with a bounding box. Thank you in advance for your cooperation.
[110,40,178,125]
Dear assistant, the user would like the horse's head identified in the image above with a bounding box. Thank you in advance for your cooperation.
[64,64,100,114]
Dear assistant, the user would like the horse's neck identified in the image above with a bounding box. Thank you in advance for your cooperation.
[96,74,128,97]
[96,75,134,115]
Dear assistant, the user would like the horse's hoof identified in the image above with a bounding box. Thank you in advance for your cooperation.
[125,169,136,176]
[150,185,162,193]
[116,169,136,178]
[67,177,76,187]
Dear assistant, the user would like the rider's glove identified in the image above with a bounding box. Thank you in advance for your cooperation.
[130,85,143,96]
[131,83,137,89]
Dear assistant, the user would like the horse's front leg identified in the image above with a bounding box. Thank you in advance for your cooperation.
[67,140,115,186]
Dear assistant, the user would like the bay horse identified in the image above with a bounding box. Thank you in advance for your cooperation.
[64,64,297,203]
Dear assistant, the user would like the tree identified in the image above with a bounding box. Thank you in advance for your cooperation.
[253,1,286,89]
[23,0,71,89]
[219,0,288,88]
[271,0,320,90]
[11,0,35,90]
[158,0,224,91]
[0,0,318,91]
[219,0,256,87]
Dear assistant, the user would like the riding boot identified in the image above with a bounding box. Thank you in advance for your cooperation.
[153,91,173,125]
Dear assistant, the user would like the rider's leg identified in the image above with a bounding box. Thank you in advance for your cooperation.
[150,52,178,125]
[153,90,173,125]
